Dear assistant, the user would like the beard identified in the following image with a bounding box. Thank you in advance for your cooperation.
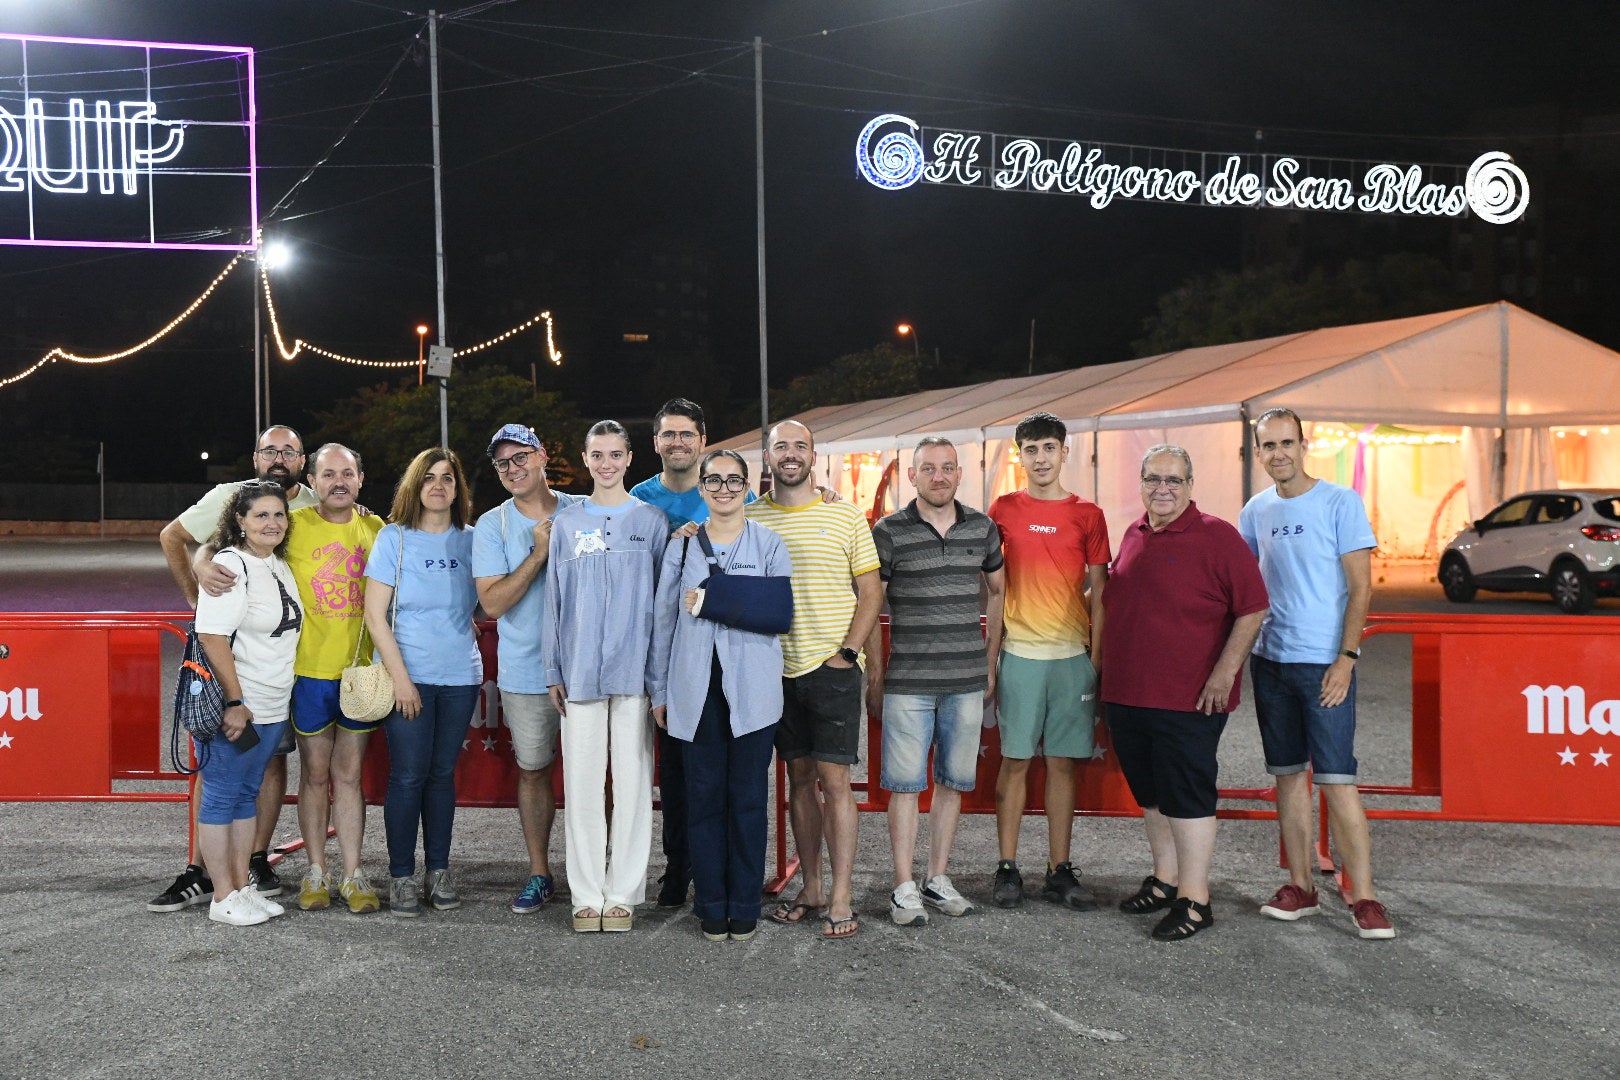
[258,464,296,492]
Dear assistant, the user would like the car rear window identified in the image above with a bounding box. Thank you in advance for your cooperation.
[1595,497,1620,522]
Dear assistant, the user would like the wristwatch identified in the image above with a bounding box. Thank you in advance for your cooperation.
[1340,649,1361,661]
[837,647,860,665]
[224,698,245,708]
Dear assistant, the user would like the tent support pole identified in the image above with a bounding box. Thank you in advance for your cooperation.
[1239,403,1253,505]
[1495,301,1510,504]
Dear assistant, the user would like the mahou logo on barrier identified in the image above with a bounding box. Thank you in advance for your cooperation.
[0,629,111,797]
[1441,636,1616,825]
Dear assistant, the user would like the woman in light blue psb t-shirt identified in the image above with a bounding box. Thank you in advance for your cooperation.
[363,448,483,917]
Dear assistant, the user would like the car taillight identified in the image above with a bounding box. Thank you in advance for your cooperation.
[1580,524,1620,542]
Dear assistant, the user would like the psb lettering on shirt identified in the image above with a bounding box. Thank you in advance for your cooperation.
[308,540,369,617]
[573,529,607,556]
[421,557,462,570]
[1270,524,1307,537]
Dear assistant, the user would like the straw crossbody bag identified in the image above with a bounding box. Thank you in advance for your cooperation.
[339,525,401,723]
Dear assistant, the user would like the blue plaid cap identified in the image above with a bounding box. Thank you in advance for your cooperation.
[488,423,542,456]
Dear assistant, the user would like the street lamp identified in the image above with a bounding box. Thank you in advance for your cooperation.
[896,322,920,358]
[416,324,430,386]
[251,237,292,436]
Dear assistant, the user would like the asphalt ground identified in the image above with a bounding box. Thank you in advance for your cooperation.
[1,538,1617,1079]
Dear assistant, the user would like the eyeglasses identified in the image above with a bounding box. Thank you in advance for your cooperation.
[1141,475,1188,490]
[492,449,539,473]
[254,447,303,461]
[700,475,749,493]
[656,430,700,444]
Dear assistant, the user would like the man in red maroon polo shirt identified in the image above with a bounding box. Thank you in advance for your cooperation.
[1100,443,1268,942]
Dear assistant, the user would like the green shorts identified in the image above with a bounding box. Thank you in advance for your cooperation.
[996,652,1098,760]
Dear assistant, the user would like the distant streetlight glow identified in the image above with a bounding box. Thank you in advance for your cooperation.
[896,322,919,358]
[200,451,209,460]
[260,240,291,271]
[417,324,430,386]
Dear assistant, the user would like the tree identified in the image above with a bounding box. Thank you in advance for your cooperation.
[1133,253,1455,356]
[770,343,920,420]
[309,366,589,510]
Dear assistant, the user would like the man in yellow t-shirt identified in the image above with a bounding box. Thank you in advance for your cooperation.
[283,444,385,913]
[746,421,882,939]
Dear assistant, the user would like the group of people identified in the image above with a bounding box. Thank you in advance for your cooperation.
[149,398,1395,942]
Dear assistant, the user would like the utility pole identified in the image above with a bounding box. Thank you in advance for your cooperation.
[754,36,769,485]
[429,10,450,449]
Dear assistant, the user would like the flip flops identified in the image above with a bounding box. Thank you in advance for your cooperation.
[821,912,860,940]
[769,901,821,925]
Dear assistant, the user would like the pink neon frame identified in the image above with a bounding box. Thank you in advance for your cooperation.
[0,31,257,252]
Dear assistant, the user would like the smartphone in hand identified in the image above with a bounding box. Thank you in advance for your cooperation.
[232,723,261,751]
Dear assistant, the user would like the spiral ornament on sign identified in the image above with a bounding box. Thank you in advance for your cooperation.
[1465,152,1531,225]
[855,113,925,190]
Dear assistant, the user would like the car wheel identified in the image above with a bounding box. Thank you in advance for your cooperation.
[1440,554,1476,603]
[1551,560,1596,614]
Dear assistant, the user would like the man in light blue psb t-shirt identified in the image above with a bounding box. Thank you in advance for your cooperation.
[472,423,580,915]
[1238,407,1394,940]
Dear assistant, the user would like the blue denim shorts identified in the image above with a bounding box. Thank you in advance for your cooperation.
[880,692,984,793]
[1250,655,1359,784]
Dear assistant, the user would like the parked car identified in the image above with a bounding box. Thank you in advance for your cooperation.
[1439,489,1620,613]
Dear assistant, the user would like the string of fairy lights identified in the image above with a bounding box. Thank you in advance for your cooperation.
[0,253,562,390]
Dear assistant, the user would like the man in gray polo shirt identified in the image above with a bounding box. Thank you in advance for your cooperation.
[473,423,580,914]
[867,436,1005,925]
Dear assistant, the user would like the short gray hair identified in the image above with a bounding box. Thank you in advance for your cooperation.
[1141,443,1193,481]
[913,435,955,455]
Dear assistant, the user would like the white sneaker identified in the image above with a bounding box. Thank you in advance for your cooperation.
[209,888,270,926]
[921,874,975,917]
[890,880,929,926]
[245,885,286,918]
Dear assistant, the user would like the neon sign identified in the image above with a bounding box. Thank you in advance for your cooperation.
[856,114,1530,224]
[0,32,257,251]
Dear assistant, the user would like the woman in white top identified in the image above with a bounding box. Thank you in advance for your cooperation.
[193,480,304,926]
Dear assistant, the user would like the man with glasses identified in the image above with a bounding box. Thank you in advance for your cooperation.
[473,423,581,914]
[868,437,1005,925]
[148,425,316,912]
[986,412,1111,911]
[1239,408,1393,939]
[1102,445,1268,941]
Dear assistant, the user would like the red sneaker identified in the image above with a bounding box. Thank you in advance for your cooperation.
[1259,883,1321,921]
[1351,899,1396,939]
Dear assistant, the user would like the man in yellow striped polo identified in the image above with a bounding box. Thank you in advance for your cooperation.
[746,421,882,939]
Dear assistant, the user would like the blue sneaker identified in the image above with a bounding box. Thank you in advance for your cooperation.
[512,874,554,914]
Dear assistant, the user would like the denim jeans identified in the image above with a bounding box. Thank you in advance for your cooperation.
[658,726,689,881]
[382,682,479,878]
[683,657,777,923]
[197,721,287,825]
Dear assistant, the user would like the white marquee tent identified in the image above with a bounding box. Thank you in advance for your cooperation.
[715,302,1620,556]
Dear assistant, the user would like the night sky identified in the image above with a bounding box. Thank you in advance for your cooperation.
[2,1,1615,483]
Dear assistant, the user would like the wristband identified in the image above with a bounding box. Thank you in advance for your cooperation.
[1340,649,1361,661]
[224,699,245,708]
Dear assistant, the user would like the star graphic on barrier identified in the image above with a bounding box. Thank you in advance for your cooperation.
[461,740,470,750]
[482,737,497,751]
[1593,747,1612,767]
[0,731,12,749]
[1557,746,1578,765]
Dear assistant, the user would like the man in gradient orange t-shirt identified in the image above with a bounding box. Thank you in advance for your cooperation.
[986,412,1111,911]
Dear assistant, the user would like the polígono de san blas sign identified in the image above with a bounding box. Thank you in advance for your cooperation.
[856,114,1530,225]
[0,32,257,252]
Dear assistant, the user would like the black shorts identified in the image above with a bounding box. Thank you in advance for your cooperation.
[776,662,862,765]
[1105,702,1228,819]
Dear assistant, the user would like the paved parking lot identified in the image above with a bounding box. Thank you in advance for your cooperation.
[2,538,1616,1079]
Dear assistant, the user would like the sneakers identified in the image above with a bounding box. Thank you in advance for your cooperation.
[700,918,730,942]
[245,886,286,919]
[992,861,1024,908]
[340,870,381,914]
[424,868,460,911]
[247,850,283,898]
[298,868,332,911]
[1259,883,1322,921]
[512,874,555,914]
[921,874,975,917]
[1042,862,1099,911]
[1351,899,1397,939]
[890,880,929,926]
[389,876,420,918]
[208,887,269,927]
[148,864,213,912]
